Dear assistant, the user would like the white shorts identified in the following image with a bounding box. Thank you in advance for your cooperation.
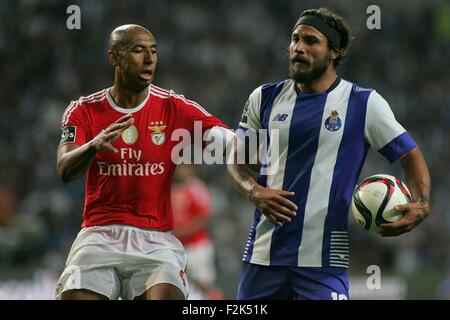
[55,224,189,300]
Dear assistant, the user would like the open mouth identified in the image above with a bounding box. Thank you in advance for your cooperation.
[293,60,309,66]
[139,71,153,81]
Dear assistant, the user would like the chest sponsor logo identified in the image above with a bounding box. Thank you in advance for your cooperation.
[324,110,342,132]
[121,125,138,145]
[148,121,167,145]
[97,148,165,177]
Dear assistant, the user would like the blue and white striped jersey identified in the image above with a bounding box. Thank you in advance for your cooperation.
[236,78,417,268]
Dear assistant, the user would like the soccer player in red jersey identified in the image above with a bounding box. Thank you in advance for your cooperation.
[55,24,228,300]
[171,165,224,300]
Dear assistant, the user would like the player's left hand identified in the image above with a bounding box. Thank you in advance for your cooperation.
[379,201,430,237]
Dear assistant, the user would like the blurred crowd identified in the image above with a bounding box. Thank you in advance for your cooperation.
[0,0,448,299]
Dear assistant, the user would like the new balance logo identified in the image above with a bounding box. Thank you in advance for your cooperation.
[272,113,288,121]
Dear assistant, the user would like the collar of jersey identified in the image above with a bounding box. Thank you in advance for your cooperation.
[106,86,151,113]
[294,76,342,96]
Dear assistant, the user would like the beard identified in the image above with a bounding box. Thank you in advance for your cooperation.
[289,51,331,85]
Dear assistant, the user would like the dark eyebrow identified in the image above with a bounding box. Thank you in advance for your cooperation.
[302,34,321,42]
[291,31,322,41]
[132,43,158,50]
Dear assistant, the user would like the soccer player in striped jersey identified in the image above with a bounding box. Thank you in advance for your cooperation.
[227,8,431,300]
[55,25,228,300]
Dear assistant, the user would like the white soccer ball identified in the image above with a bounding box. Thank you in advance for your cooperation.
[351,174,412,235]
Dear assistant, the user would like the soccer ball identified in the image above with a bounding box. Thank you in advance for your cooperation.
[350,174,412,235]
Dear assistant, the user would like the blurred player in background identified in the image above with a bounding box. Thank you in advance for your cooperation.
[227,8,431,300]
[55,24,228,300]
[171,164,224,300]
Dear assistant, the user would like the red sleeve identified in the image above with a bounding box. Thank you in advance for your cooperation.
[175,95,228,133]
[58,100,90,147]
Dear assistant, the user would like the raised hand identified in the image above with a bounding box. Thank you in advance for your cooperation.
[91,114,135,153]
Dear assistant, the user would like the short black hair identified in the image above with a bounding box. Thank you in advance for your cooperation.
[108,24,152,57]
[299,8,351,67]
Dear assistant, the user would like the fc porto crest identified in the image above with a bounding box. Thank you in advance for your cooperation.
[324,110,342,132]
[148,121,167,145]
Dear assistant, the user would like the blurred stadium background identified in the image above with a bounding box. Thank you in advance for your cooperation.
[0,0,448,299]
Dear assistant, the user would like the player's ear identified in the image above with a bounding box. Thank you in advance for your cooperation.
[108,50,119,66]
[330,49,339,61]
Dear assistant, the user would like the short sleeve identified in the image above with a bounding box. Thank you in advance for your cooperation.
[236,86,262,137]
[365,91,417,163]
[59,101,89,147]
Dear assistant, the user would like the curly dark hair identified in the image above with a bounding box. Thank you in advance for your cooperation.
[299,8,351,67]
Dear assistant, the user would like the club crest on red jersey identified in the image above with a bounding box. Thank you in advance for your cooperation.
[148,121,167,145]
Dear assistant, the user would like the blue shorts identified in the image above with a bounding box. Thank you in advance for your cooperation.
[237,262,349,300]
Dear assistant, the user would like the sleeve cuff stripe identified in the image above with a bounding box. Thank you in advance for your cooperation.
[378,131,418,163]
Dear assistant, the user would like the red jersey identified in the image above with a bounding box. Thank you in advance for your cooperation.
[59,85,226,231]
[171,178,212,246]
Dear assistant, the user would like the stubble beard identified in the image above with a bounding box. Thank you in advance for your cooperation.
[289,51,331,85]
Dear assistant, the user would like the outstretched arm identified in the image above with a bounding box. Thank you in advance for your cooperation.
[57,113,134,183]
[380,148,431,236]
[226,136,297,226]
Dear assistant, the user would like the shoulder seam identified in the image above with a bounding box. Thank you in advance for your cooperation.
[151,85,170,95]
[62,100,81,127]
[80,92,107,104]
[152,86,210,116]
[151,86,170,98]
[79,89,106,102]
[62,90,106,127]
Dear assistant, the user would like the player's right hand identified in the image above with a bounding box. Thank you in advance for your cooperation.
[249,184,297,226]
[90,113,134,153]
